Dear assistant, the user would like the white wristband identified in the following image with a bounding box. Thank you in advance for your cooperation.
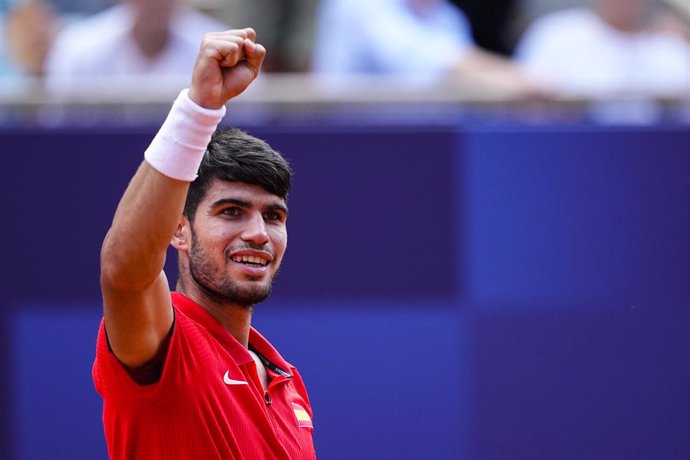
[144,89,226,181]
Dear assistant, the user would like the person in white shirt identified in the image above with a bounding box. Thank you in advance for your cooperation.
[514,0,690,97]
[313,0,474,84]
[45,0,227,93]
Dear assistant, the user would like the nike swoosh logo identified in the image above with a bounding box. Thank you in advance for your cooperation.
[223,371,248,386]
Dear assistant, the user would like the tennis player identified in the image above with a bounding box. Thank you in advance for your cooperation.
[94,28,315,459]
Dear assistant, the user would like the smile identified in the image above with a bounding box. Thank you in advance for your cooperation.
[230,255,270,267]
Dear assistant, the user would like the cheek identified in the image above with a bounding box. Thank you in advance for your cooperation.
[206,222,240,244]
[271,228,288,254]
[194,229,233,259]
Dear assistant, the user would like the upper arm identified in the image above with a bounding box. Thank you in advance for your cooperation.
[99,162,190,367]
[101,269,175,368]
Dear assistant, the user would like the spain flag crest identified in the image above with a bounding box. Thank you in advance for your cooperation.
[291,402,313,429]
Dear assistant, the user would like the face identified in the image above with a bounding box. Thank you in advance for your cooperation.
[595,0,650,28]
[126,0,177,29]
[181,179,288,308]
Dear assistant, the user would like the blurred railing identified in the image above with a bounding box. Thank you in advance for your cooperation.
[2,73,690,126]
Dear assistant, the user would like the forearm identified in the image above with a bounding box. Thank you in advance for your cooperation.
[453,48,548,98]
[101,90,225,291]
[455,49,518,75]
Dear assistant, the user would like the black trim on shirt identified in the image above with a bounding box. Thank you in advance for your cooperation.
[248,345,293,379]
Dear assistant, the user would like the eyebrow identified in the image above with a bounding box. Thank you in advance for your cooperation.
[210,198,289,214]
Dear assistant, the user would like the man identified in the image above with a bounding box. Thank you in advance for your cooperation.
[95,29,315,459]
[514,0,690,96]
[45,0,227,93]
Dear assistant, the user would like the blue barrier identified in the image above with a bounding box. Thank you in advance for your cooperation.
[2,122,689,459]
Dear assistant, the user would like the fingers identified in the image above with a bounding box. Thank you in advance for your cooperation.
[241,39,267,75]
[200,36,245,68]
[199,28,262,68]
[206,27,256,42]
[242,27,257,43]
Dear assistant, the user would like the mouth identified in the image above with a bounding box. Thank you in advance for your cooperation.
[230,254,271,267]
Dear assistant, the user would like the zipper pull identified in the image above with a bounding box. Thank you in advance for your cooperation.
[264,391,272,407]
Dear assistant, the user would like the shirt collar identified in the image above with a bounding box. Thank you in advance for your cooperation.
[171,292,293,373]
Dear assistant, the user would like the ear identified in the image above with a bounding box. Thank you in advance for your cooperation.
[171,216,190,251]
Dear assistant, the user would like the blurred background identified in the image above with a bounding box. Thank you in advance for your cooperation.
[2,0,690,459]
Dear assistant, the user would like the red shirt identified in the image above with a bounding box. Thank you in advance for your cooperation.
[93,292,316,459]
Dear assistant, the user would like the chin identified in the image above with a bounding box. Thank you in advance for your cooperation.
[227,282,273,306]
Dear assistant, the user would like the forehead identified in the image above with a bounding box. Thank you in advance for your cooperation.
[203,179,286,207]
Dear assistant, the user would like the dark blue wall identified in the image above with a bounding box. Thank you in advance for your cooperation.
[2,122,689,459]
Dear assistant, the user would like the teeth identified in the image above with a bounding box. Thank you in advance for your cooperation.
[232,255,268,266]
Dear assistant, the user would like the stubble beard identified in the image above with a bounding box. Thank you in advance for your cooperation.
[188,232,274,309]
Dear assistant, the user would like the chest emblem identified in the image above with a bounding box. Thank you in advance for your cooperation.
[291,402,313,429]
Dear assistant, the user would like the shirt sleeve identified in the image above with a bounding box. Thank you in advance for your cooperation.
[92,308,188,401]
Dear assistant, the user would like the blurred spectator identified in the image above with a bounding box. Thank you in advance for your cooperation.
[0,7,19,79]
[509,0,585,49]
[193,0,318,72]
[1,0,59,78]
[450,0,519,55]
[513,0,690,97]
[312,0,543,97]
[45,0,227,93]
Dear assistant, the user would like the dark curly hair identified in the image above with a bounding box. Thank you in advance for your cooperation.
[183,127,293,222]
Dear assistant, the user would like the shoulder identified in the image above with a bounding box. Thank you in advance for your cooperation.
[523,7,600,40]
[515,7,600,60]
[639,32,690,81]
[93,306,209,396]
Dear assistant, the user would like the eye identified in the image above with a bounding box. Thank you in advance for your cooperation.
[263,211,282,221]
[221,207,242,217]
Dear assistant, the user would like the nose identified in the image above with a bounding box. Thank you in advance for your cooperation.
[241,211,269,245]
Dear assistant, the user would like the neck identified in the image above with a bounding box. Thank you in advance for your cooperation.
[204,299,253,348]
[178,283,253,348]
